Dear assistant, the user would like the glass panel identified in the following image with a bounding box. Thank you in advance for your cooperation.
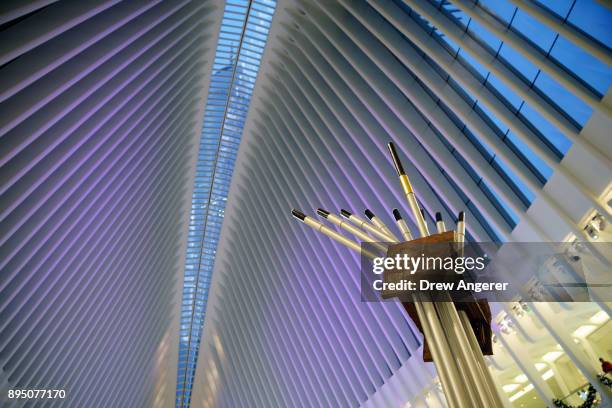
[176,1,276,407]
[478,0,517,25]
[510,8,557,52]
[549,36,611,95]
[567,0,612,48]
[533,71,593,126]
[533,0,574,19]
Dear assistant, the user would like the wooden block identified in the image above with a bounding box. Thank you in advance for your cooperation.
[402,301,493,362]
[381,231,459,300]
[381,232,493,360]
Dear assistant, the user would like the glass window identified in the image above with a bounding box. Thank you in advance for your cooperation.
[176,1,276,406]
[505,131,552,181]
[567,0,612,48]
[457,49,489,80]
[549,36,611,95]
[510,9,557,53]
[533,0,574,19]
[533,71,593,126]
[518,104,572,155]
[485,74,522,113]
[478,0,517,25]
[497,43,539,84]
[468,19,502,53]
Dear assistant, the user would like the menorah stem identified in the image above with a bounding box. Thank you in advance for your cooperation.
[436,301,489,407]
[413,296,465,408]
[459,310,505,407]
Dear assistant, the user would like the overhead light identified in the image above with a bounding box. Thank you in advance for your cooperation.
[572,325,597,338]
[509,391,524,402]
[514,374,528,383]
[509,383,535,402]
[509,389,526,402]
[584,224,599,240]
[534,363,547,371]
[503,384,520,393]
[542,351,563,362]
[542,369,554,380]
[590,311,609,325]
[591,213,606,231]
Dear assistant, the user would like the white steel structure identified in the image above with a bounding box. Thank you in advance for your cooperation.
[193,0,611,407]
[0,1,221,407]
[0,0,610,407]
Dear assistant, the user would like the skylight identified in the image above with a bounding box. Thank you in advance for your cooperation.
[176,1,276,406]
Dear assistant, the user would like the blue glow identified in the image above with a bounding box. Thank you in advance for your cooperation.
[176,1,275,406]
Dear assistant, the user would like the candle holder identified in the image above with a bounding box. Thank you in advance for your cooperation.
[292,142,503,407]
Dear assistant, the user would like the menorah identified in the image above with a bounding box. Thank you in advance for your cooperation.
[292,142,504,407]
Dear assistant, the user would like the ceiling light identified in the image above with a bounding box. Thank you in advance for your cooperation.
[503,384,520,393]
[572,325,597,338]
[591,213,606,231]
[585,224,599,240]
[541,369,554,380]
[509,383,535,402]
[509,390,526,402]
[514,374,528,383]
[590,311,609,325]
[534,363,547,371]
[542,351,563,362]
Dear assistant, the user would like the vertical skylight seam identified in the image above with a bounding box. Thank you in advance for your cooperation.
[176,1,275,407]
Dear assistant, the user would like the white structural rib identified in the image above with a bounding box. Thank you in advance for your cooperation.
[0,1,219,407]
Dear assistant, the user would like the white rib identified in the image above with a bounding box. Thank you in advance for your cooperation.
[0,1,219,407]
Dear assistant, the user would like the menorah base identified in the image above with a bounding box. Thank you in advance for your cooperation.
[402,300,492,362]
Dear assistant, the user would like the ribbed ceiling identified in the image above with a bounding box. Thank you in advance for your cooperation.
[0,2,219,406]
[192,0,611,407]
